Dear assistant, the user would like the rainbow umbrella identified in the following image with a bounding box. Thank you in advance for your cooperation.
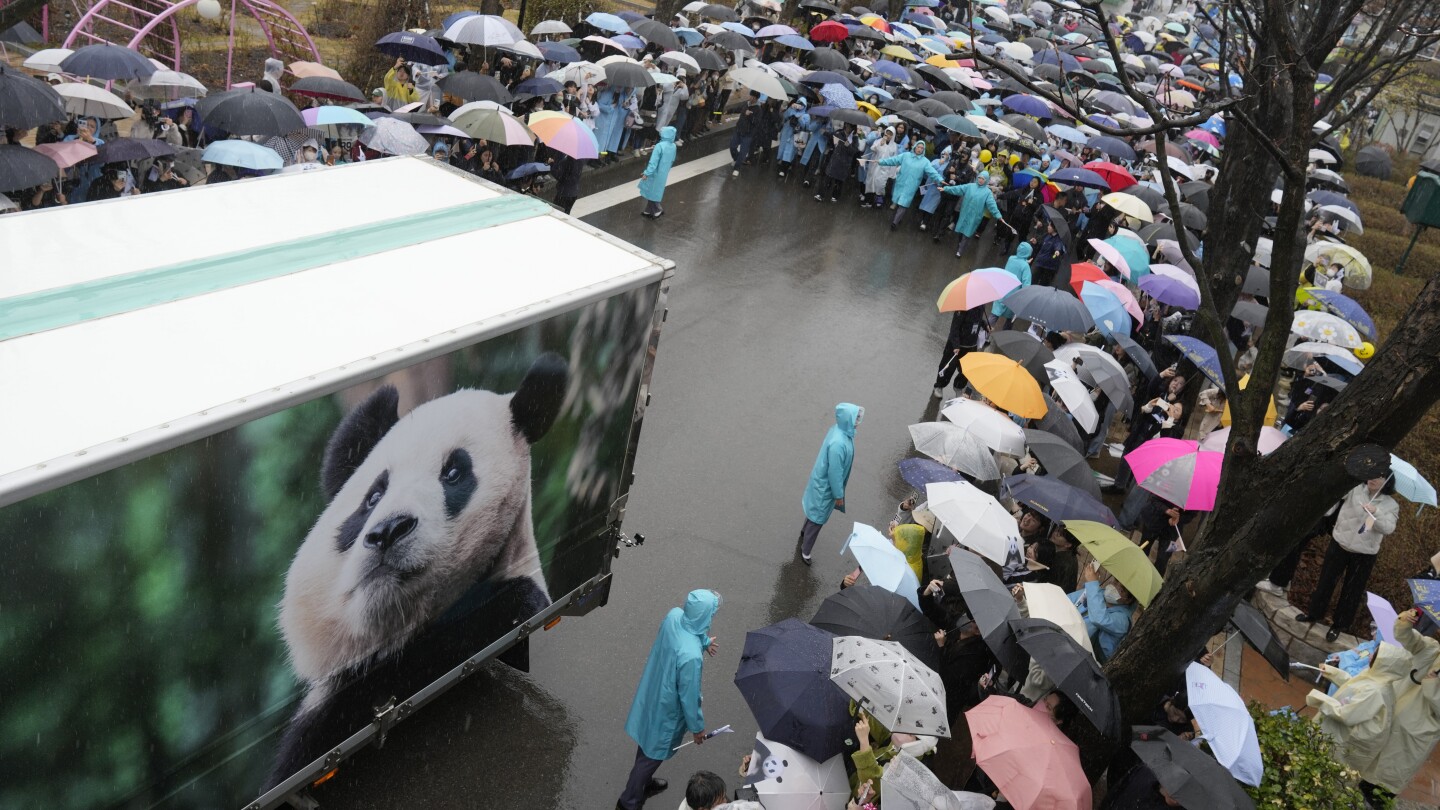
[936,267,1021,311]
[527,112,599,159]
[1124,438,1224,511]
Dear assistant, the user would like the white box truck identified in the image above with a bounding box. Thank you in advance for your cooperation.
[0,158,672,808]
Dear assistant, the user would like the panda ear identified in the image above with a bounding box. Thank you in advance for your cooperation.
[321,384,400,500]
[510,352,568,445]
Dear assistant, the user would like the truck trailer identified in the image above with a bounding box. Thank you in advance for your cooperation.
[0,157,672,808]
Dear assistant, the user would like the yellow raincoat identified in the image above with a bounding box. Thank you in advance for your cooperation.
[1306,641,1412,770]
[1366,614,1440,792]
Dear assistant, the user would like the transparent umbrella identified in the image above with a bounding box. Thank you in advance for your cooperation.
[908,422,1001,480]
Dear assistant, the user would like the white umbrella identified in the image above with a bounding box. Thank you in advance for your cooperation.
[883,752,996,810]
[941,399,1026,456]
[0,193,16,212]
[1052,343,1126,389]
[22,48,72,74]
[966,114,1022,139]
[1042,360,1099,433]
[449,99,513,118]
[1290,310,1363,348]
[530,19,572,35]
[1282,340,1365,373]
[1319,203,1363,232]
[831,637,950,737]
[133,69,207,98]
[1308,148,1337,164]
[557,61,604,87]
[660,51,702,73]
[729,65,790,100]
[1021,583,1093,654]
[1186,662,1263,786]
[358,117,429,155]
[769,60,807,82]
[743,732,852,810]
[499,39,545,60]
[1253,236,1273,267]
[998,41,1034,61]
[444,13,524,46]
[844,523,922,610]
[596,53,643,67]
[925,480,1019,565]
[53,82,134,119]
[907,422,1001,480]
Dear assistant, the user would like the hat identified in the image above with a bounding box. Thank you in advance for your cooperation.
[372,87,384,96]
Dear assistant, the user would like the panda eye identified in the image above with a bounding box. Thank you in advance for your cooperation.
[441,464,462,484]
[365,488,384,510]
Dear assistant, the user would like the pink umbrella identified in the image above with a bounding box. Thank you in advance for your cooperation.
[1088,237,1133,278]
[1200,426,1288,455]
[1124,437,1224,511]
[1185,128,1220,148]
[937,267,1022,312]
[1092,278,1143,323]
[32,140,96,170]
[968,696,1091,810]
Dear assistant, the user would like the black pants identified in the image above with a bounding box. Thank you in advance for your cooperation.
[1269,519,1329,587]
[819,174,843,199]
[617,745,665,810]
[1034,262,1059,289]
[1307,539,1378,629]
[935,344,973,389]
[555,195,577,214]
[928,196,957,233]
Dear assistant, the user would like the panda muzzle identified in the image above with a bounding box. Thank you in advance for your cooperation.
[365,514,418,553]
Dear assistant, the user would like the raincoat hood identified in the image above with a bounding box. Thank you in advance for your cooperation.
[660,126,677,143]
[679,589,719,637]
[263,58,284,80]
[1013,242,1033,261]
[835,402,862,438]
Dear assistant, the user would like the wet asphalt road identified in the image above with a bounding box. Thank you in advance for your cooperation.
[313,162,1030,809]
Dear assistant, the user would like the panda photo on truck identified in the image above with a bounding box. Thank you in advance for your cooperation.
[270,352,569,784]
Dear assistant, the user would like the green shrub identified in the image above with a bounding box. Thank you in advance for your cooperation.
[1245,704,1385,809]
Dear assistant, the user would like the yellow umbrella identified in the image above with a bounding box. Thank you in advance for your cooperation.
[1219,373,1278,428]
[960,353,1047,419]
[1101,191,1154,223]
[881,44,920,61]
[856,100,882,121]
[927,54,960,68]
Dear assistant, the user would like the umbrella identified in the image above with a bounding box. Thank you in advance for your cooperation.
[1021,583,1093,654]
[1052,343,1132,411]
[882,752,984,810]
[21,48,73,74]
[1139,272,1201,309]
[1163,335,1224,387]
[828,108,873,127]
[962,353,1047,419]
[603,61,657,88]
[811,585,938,669]
[808,45,850,67]
[1036,392,1086,455]
[97,137,176,163]
[1101,190,1152,222]
[1020,430,1098,499]
[200,139,282,170]
[1050,167,1110,191]
[831,636,949,736]
[0,65,65,128]
[687,46,729,71]
[942,399,1027,456]
[506,161,550,180]
[1298,288,1376,341]
[1080,282,1132,338]
[1367,592,1400,645]
[1002,93,1051,117]
[1354,144,1392,179]
[1087,134,1135,161]
[967,696,1091,810]
[441,71,514,103]
[444,13,524,46]
[1125,437,1223,511]
[1109,333,1157,381]
[31,140,96,170]
[1084,160,1136,191]
[1304,242,1372,289]
[290,76,365,102]
[928,481,1024,566]
[700,2,740,20]
[1186,662,1263,786]
[1230,300,1269,328]
[948,547,1029,678]
[1411,579,1440,625]
[1282,340,1364,374]
[1390,453,1438,506]
[746,733,852,809]
[660,51,701,73]
[375,31,449,65]
[1002,286,1095,332]
[197,88,304,136]
[1132,726,1258,810]
[1062,521,1164,607]
[898,458,966,490]
[1041,360,1099,433]
[1200,426,1288,455]
[908,422,1001,480]
[990,331,1054,387]
[1290,310,1363,349]
[631,18,683,50]
[539,41,583,63]
[730,66,791,99]
[1094,235,1151,279]
[1005,474,1115,527]
[52,82,133,120]
[133,69,208,99]
[452,107,534,144]
[0,144,63,191]
[302,106,375,130]
[1011,617,1122,738]
[735,619,853,761]
[844,523,923,609]
[528,113,599,159]
[711,30,757,52]
[60,44,156,81]
[359,117,429,155]
[1229,600,1289,681]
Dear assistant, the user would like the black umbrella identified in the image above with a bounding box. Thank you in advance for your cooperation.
[1000,113,1045,141]
[1037,392,1086,454]
[991,330,1054,386]
[830,108,873,127]
[800,0,840,12]
[916,65,961,92]
[1110,333,1158,381]
[440,70,514,102]
[881,97,916,112]
[700,3,740,21]
[382,110,449,127]
[1088,134,1135,161]
[1345,443,1392,480]
[197,88,305,136]
[686,46,729,71]
[375,31,449,65]
[0,144,59,192]
[603,61,657,88]
[1230,300,1268,328]
[807,47,849,70]
[1242,264,1269,296]
[632,18,683,51]
[60,43,156,81]
[1230,600,1289,681]
[1159,201,1207,231]
[846,24,887,42]
[915,98,952,118]
[1003,474,1117,526]
[802,69,857,90]
[900,110,938,134]
[947,547,1029,679]
[1023,429,1103,498]
[929,90,970,111]
[735,618,853,761]
[1037,204,1072,244]
[1178,180,1211,210]
[1355,144,1392,179]
[290,76,366,102]
[1011,617,1124,739]
[811,585,939,670]
[0,65,65,129]
[1132,726,1258,810]
[97,137,177,163]
[710,31,756,52]
[1004,286,1095,333]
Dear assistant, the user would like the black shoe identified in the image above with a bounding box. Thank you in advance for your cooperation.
[1326,627,1342,642]
[644,778,668,797]
[1101,485,1124,494]
[801,554,813,566]
[1296,613,1318,624]
[889,220,898,231]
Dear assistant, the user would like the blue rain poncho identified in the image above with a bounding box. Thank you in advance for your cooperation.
[624,589,719,760]
[801,403,861,524]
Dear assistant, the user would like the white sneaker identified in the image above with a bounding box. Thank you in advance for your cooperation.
[814,194,822,201]
[932,387,945,397]
[778,171,786,178]
[1256,580,1285,596]
[731,170,739,177]
[920,223,928,231]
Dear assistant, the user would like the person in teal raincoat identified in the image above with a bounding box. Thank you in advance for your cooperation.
[776,98,808,177]
[798,403,862,564]
[992,242,1033,323]
[942,171,1008,259]
[618,589,721,810]
[638,126,678,218]
[880,140,945,231]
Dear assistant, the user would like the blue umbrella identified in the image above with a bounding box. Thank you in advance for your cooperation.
[1087,134,1136,161]
[674,27,704,46]
[1002,93,1050,118]
[613,33,645,50]
[721,20,756,36]
[734,618,853,761]
[585,12,630,33]
[1390,455,1437,506]
[1303,289,1375,340]
[1050,166,1110,190]
[1164,335,1224,387]
[776,34,815,50]
[538,41,583,63]
[515,76,564,96]
[870,59,911,83]
[856,85,894,100]
[842,523,922,609]
[1045,123,1087,143]
[375,31,448,65]
[819,82,856,109]
[201,140,282,170]
[60,43,156,81]
[507,161,550,179]
[1002,473,1118,526]
[898,457,966,490]
[1409,579,1440,625]
[1034,50,1080,72]
[904,12,944,30]
[442,10,477,28]
[808,105,836,118]
[1081,281,1132,337]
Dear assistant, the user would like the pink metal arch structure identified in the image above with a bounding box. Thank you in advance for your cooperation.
[62,0,320,76]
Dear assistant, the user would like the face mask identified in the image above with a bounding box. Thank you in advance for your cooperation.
[854,406,864,427]
[1104,584,1123,604]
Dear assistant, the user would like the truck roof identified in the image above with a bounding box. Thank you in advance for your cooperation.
[0,157,668,504]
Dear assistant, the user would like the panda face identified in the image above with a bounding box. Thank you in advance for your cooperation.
[281,390,537,684]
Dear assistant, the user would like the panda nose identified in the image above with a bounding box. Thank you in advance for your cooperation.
[365,514,417,552]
